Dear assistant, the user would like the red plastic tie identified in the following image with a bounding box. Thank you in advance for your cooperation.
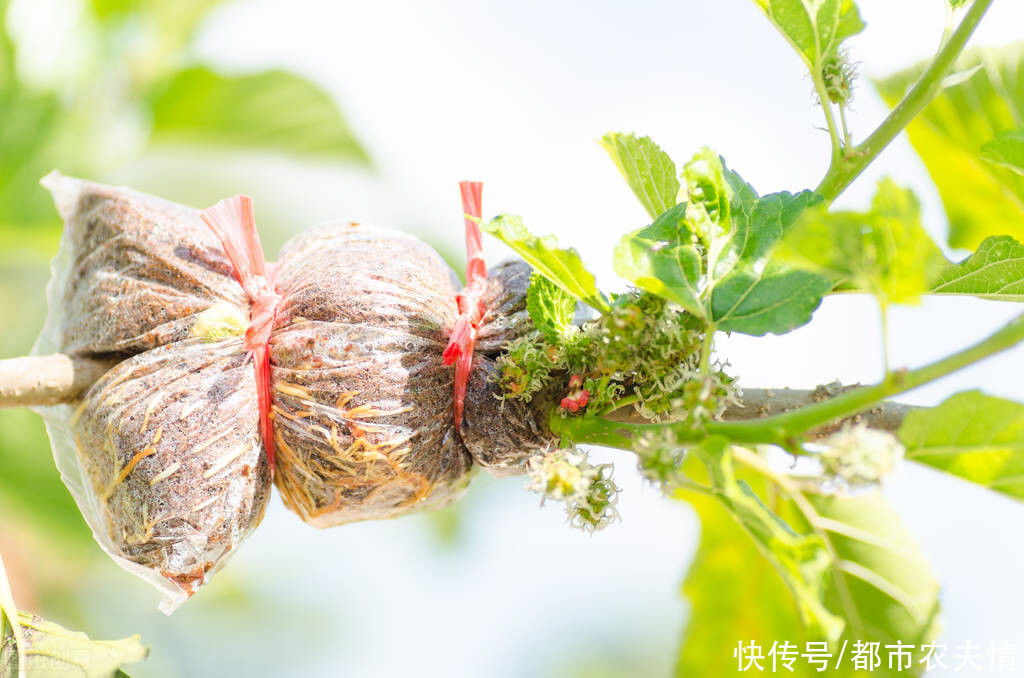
[200,196,281,474]
[443,181,487,431]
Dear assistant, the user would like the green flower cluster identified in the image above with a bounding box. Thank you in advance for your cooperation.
[495,290,735,424]
[631,428,686,489]
[819,423,904,488]
[525,448,620,532]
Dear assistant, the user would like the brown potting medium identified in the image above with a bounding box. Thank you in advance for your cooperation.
[33,172,555,613]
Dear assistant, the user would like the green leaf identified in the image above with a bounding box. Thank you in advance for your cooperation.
[2,613,147,678]
[930,235,1024,302]
[526,273,577,339]
[676,489,807,676]
[900,390,1024,500]
[710,265,833,335]
[981,129,1024,175]
[613,204,704,319]
[875,44,1024,250]
[775,179,945,306]
[609,152,831,333]
[689,439,843,640]
[2,554,146,678]
[599,133,680,219]
[713,170,821,280]
[482,215,610,312]
[752,0,865,69]
[709,167,831,334]
[679,453,940,676]
[146,66,369,163]
[795,491,941,665]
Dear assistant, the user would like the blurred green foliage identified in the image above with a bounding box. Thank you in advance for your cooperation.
[676,488,805,676]
[0,0,368,235]
[148,66,368,161]
[875,44,1024,251]
[676,461,940,677]
[0,0,367,618]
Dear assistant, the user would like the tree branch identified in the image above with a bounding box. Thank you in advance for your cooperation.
[0,354,117,408]
[0,353,917,438]
[608,385,916,437]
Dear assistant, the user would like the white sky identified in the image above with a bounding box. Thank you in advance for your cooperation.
[18,1,1024,676]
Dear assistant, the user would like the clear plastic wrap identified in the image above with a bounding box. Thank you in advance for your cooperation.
[269,223,474,526]
[33,173,556,613]
[33,173,269,613]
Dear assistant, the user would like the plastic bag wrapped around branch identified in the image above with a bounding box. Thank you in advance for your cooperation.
[71,340,270,598]
[268,223,475,526]
[33,173,556,613]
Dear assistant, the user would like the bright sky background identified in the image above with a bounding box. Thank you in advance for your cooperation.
[17,1,1024,676]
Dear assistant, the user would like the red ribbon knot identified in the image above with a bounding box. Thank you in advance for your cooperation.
[443,181,487,431]
[200,195,279,474]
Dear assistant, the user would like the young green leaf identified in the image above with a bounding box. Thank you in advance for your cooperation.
[708,166,831,335]
[1,612,147,678]
[875,44,1024,249]
[483,215,610,312]
[613,204,704,319]
[752,0,865,69]
[775,179,945,306]
[599,133,680,219]
[147,66,369,163]
[712,170,821,281]
[981,129,1024,175]
[900,390,1024,500]
[680,147,731,243]
[526,273,577,339]
[930,235,1024,302]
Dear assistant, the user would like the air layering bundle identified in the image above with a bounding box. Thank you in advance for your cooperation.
[33,174,555,612]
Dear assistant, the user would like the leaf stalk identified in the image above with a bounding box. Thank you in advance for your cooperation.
[815,0,995,203]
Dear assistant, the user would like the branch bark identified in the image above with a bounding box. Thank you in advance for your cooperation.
[721,386,914,437]
[608,384,915,437]
[0,354,917,436]
[0,354,117,408]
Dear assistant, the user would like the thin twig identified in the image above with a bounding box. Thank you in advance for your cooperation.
[0,354,117,408]
[815,0,995,203]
